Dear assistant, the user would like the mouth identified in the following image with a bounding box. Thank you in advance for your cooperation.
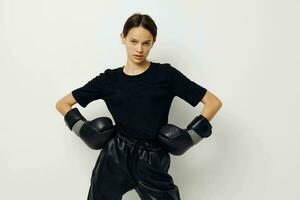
[133,55,143,59]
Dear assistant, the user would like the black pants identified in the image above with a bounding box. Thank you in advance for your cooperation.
[87,132,181,200]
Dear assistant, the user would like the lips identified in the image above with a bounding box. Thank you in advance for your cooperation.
[134,54,143,57]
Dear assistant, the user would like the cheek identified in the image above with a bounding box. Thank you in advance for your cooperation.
[125,45,134,53]
[127,44,135,50]
[145,47,151,53]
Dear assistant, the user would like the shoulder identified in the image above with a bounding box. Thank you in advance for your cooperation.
[153,61,171,68]
[97,66,121,81]
[151,61,174,74]
[155,61,180,72]
[154,62,184,80]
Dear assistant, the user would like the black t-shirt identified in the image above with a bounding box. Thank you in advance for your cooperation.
[72,61,207,140]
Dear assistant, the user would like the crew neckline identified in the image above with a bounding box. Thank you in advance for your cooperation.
[121,61,153,78]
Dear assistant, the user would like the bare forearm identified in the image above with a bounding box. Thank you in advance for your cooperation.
[55,93,77,117]
[200,101,222,121]
[56,102,72,117]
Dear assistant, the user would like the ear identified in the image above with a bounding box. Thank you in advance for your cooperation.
[120,33,125,44]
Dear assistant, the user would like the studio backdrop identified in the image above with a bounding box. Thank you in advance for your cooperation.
[1,0,299,199]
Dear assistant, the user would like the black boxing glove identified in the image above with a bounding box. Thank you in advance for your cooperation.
[186,114,212,143]
[157,114,212,155]
[158,124,194,156]
[64,108,116,150]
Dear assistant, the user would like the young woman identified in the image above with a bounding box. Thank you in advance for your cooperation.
[56,13,222,200]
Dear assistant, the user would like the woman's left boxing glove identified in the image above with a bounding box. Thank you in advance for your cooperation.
[64,107,116,150]
[157,114,212,156]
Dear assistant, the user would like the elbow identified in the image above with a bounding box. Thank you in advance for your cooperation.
[210,100,222,111]
[55,101,63,112]
[208,98,223,112]
[201,90,223,107]
[211,94,223,109]
[217,100,223,108]
[204,98,223,110]
[213,97,223,111]
[55,100,69,112]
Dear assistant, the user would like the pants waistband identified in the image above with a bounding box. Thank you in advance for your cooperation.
[116,132,164,151]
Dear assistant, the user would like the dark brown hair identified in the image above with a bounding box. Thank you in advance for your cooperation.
[122,13,157,42]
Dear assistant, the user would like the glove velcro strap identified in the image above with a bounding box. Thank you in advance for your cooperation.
[71,119,85,136]
[187,129,203,144]
[186,114,212,138]
[64,108,86,130]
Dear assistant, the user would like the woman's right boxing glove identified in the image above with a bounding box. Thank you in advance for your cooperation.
[64,108,116,150]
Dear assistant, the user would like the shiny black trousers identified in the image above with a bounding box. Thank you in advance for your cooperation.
[87,132,181,200]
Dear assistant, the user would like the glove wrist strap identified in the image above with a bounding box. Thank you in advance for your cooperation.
[64,108,87,130]
[187,129,203,144]
[186,114,212,138]
[71,120,85,136]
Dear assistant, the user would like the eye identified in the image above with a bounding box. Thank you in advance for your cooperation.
[131,40,137,43]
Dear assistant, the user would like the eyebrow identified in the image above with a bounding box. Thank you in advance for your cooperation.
[130,38,151,42]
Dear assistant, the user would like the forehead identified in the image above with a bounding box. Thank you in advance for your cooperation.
[127,26,153,41]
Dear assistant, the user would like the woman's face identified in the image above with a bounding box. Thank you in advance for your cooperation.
[121,26,155,64]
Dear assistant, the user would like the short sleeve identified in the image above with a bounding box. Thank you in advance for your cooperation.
[167,64,207,107]
[71,69,111,108]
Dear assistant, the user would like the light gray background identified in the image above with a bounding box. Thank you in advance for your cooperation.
[1,0,299,199]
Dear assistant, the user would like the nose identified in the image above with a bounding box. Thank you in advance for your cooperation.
[137,44,143,52]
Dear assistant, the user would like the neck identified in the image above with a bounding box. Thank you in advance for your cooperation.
[123,59,150,75]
